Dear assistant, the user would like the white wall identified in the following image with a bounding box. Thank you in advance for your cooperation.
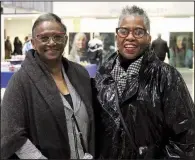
[5,19,32,46]
[150,17,194,44]
[1,14,42,60]
[1,18,33,60]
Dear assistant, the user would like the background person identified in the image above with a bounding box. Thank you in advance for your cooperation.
[13,36,22,55]
[4,36,12,59]
[151,33,170,61]
[22,34,33,55]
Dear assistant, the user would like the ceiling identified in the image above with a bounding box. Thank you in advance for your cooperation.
[1,1,52,14]
[53,2,194,18]
[2,2,194,20]
[2,6,41,14]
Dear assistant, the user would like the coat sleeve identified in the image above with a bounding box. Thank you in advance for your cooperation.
[1,72,28,159]
[162,67,195,159]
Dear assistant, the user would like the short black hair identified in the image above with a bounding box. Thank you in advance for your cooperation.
[32,13,67,37]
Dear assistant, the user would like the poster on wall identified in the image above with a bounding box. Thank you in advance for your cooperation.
[68,32,90,63]
[92,32,116,64]
[169,32,193,68]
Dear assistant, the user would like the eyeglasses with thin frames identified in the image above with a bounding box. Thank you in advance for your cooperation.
[35,32,67,44]
[116,27,149,39]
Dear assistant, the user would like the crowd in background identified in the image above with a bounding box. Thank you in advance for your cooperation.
[4,31,194,69]
[4,34,33,59]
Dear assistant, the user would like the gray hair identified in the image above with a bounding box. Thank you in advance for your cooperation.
[118,5,150,33]
[32,13,67,37]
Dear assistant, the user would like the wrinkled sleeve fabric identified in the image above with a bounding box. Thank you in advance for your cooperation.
[162,67,195,159]
[16,139,47,159]
[1,73,28,159]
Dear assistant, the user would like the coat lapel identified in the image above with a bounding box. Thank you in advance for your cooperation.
[63,59,95,154]
[64,59,94,122]
[22,52,69,141]
[95,73,120,125]
[121,76,139,104]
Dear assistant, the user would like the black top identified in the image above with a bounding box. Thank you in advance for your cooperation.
[151,38,170,59]
[64,94,87,155]
[64,94,74,109]
[118,51,144,71]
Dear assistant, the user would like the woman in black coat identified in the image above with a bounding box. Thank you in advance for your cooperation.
[13,36,22,55]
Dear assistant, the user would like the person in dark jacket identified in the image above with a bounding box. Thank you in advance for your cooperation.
[151,33,170,61]
[13,36,23,55]
[4,36,12,59]
[93,5,195,159]
[1,13,95,159]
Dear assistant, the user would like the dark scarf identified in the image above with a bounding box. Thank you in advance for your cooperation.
[118,45,150,71]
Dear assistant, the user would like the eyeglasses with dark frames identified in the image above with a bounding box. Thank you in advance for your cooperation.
[116,27,148,39]
[36,32,67,44]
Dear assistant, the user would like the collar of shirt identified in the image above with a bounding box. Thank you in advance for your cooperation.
[111,55,143,97]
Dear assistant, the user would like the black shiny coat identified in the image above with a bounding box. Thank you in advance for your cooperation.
[93,49,195,159]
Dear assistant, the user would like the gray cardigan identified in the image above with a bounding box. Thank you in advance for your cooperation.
[1,50,95,159]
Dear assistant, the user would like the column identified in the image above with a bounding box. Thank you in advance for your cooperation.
[1,15,5,61]
[73,18,80,32]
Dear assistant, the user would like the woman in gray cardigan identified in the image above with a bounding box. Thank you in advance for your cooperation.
[1,13,95,159]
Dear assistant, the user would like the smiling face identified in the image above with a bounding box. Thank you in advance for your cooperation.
[31,21,67,62]
[116,16,151,60]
